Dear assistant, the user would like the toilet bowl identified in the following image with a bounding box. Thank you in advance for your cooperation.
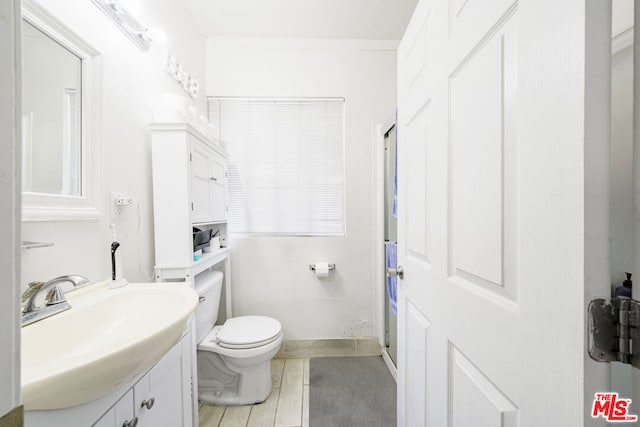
[194,269,283,406]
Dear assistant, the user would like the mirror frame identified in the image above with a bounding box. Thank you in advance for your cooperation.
[22,0,102,221]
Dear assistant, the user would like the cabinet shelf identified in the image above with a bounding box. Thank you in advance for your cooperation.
[153,247,229,281]
[192,247,229,276]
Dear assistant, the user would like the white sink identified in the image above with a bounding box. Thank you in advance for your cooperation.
[21,281,198,410]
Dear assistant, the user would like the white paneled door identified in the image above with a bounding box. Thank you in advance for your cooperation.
[397,0,610,426]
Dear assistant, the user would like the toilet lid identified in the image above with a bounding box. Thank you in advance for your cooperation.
[217,316,282,349]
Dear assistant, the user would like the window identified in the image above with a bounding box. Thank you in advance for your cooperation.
[208,97,345,236]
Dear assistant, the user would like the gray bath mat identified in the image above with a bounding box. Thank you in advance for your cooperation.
[309,356,396,427]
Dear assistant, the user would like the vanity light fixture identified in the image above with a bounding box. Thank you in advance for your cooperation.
[90,0,150,51]
[165,53,200,99]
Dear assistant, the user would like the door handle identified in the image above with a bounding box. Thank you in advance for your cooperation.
[387,266,404,280]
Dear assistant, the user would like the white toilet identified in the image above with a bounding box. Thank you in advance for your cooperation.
[194,269,283,406]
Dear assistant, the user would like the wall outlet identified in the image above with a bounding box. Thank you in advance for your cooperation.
[110,192,134,220]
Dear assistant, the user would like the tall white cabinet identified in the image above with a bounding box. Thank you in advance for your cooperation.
[150,121,232,311]
[150,122,229,274]
[150,122,233,425]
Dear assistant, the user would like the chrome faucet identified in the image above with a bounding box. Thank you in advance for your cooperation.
[21,274,90,326]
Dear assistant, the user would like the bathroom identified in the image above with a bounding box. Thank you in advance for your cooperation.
[4,0,410,425]
[1,0,639,426]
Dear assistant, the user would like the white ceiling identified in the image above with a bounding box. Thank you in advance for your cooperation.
[182,0,418,40]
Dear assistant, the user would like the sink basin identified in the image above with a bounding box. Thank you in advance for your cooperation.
[22,281,198,410]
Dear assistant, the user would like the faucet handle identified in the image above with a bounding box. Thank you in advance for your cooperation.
[44,285,67,306]
[21,282,44,305]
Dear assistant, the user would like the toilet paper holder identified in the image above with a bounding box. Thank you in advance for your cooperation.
[309,263,336,271]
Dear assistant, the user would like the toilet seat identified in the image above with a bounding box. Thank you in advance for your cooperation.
[198,315,282,352]
[217,316,282,349]
[218,332,282,349]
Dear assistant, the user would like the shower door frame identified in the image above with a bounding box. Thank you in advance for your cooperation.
[375,113,398,381]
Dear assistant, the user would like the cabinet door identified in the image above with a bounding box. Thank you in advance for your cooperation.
[134,338,189,427]
[93,389,135,427]
[191,137,228,224]
[190,139,214,224]
[210,154,227,221]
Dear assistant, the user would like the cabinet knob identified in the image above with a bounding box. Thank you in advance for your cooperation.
[141,397,155,410]
[123,417,138,427]
[210,176,217,182]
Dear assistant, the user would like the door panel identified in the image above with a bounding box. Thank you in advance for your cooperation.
[450,345,518,427]
[405,102,431,265]
[397,2,440,424]
[449,11,518,301]
[449,0,517,68]
[398,0,608,425]
[401,301,430,427]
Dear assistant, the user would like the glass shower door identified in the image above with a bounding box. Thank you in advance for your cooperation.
[384,122,397,366]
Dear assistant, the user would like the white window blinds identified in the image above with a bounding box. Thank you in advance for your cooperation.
[208,97,345,236]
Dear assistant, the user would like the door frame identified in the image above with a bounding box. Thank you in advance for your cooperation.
[373,112,399,379]
[584,1,614,422]
[0,0,23,419]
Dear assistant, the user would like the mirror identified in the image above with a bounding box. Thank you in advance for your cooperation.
[21,0,102,221]
[22,19,82,196]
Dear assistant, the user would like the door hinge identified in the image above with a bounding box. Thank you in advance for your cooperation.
[588,297,640,368]
[190,153,192,162]
[191,202,194,211]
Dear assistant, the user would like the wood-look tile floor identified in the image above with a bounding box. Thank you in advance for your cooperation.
[199,359,310,427]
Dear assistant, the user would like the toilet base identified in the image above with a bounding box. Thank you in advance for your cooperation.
[197,350,274,406]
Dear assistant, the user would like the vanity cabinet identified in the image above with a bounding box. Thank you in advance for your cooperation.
[92,390,134,427]
[25,333,193,427]
[133,334,191,427]
[93,336,192,427]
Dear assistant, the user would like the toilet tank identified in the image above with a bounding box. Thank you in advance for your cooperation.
[194,269,224,343]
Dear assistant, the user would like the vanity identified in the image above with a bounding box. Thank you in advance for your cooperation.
[27,336,192,427]
[22,281,198,427]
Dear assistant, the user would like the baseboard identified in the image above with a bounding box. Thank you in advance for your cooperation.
[0,406,23,427]
[277,337,382,359]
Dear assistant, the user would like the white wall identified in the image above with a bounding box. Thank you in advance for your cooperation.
[21,0,207,289]
[611,42,634,287]
[206,38,397,339]
[0,0,21,417]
